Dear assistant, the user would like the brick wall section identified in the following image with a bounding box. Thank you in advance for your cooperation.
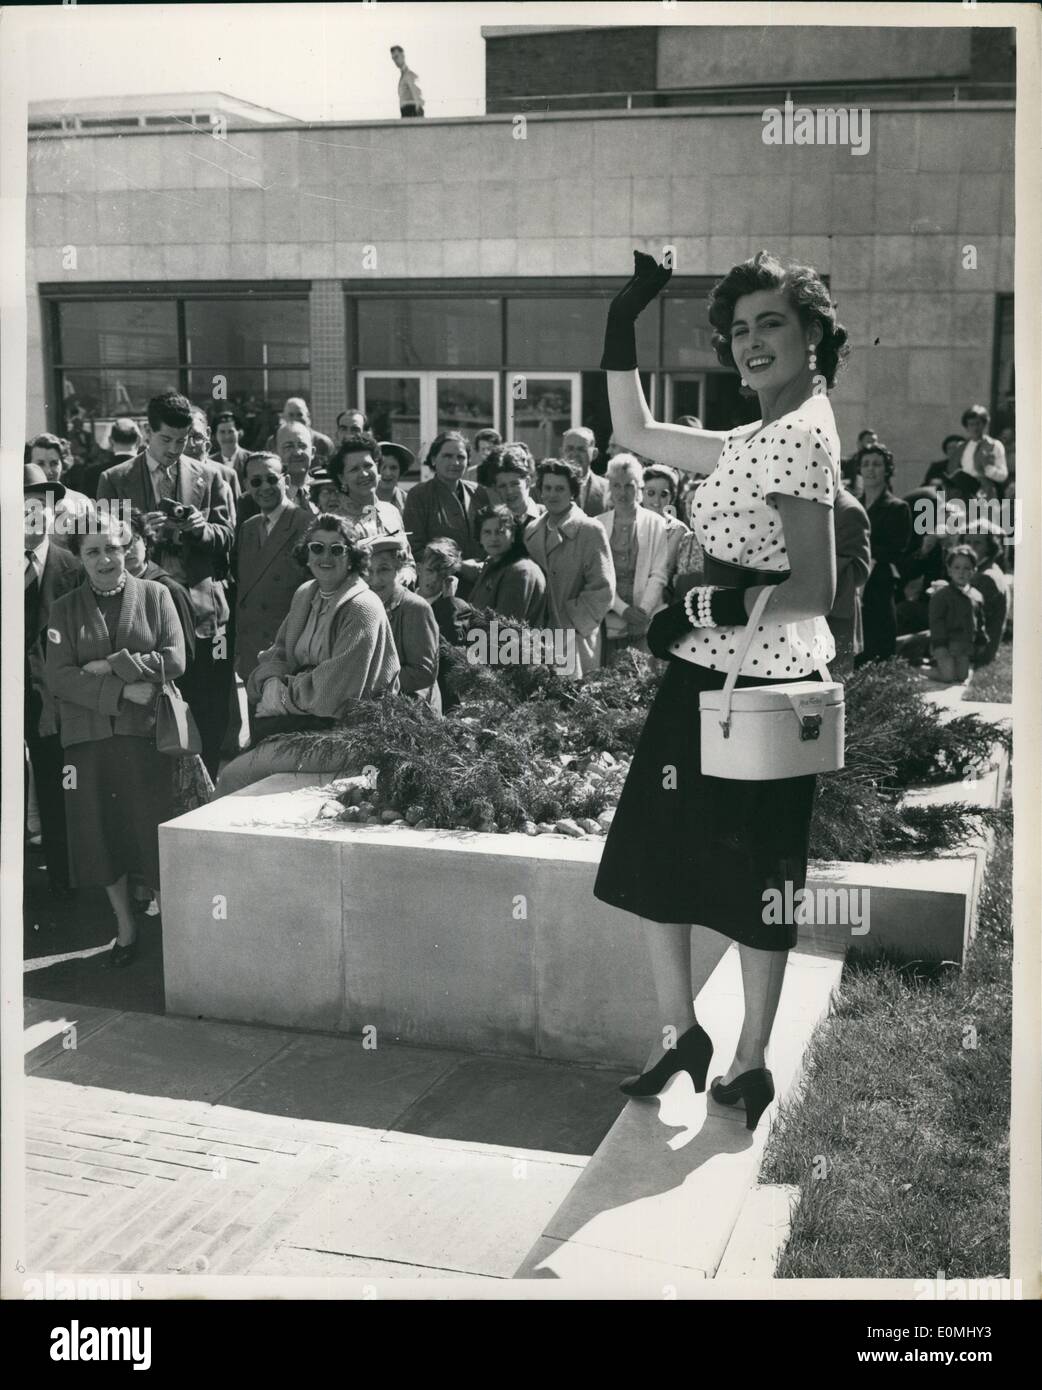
[485,28,657,110]
[308,280,346,440]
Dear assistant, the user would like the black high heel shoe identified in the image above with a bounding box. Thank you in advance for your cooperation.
[620,1023,714,1097]
[709,1068,775,1131]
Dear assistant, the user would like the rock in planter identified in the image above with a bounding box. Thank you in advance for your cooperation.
[522,821,539,836]
[578,817,602,835]
[380,809,400,824]
[597,809,615,830]
[555,819,585,838]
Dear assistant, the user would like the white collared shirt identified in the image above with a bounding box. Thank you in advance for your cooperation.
[959,438,1007,482]
[26,535,50,582]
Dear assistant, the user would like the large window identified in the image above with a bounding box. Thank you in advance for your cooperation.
[357,298,500,368]
[47,290,310,457]
[350,280,743,465]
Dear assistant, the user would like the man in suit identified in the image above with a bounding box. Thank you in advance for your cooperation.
[236,423,320,528]
[561,428,610,517]
[24,464,83,895]
[97,389,236,776]
[827,480,872,677]
[186,407,241,501]
[211,410,252,488]
[234,453,311,691]
[66,417,142,499]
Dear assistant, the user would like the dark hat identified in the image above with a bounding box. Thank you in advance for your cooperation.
[24,462,66,501]
[378,441,415,470]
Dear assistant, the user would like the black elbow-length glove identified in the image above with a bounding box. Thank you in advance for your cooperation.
[646,588,755,660]
[600,250,673,371]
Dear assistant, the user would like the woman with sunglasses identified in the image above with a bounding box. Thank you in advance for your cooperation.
[214,514,401,795]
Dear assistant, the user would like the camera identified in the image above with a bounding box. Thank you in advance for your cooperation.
[157,497,189,523]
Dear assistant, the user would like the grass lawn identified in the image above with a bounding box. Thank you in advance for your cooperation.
[762,802,1012,1279]
[965,637,1013,703]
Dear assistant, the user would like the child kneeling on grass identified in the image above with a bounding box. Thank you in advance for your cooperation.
[928,544,988,683]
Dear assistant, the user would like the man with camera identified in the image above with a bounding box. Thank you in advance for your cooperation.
[97,389,236,775]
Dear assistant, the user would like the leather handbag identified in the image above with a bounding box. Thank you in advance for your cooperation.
[698,587,845,781]
[155,681,202,757]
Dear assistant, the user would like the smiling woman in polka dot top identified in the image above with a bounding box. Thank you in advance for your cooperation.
[593,248,850,1133]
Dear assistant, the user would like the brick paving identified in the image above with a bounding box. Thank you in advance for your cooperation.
[21,1001,614,1280]
[24,1079,348,1276]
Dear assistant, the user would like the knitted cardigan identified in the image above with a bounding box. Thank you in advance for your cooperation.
[248,578,400,718]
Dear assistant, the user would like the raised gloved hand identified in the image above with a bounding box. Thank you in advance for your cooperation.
[600,251,674,371]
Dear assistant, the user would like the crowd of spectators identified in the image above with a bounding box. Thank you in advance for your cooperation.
[24,387,1012,963]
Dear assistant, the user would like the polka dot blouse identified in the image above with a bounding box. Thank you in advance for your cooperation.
[684,393,840,678]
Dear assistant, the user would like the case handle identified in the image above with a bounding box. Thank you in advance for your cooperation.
[717,589,833,737]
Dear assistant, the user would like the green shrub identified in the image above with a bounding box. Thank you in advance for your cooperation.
[270,651,1007,859]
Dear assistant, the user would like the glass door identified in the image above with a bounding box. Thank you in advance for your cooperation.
[506,372,581,461]
[358,373,423,475]
[362,371,500,478]
[664,373,706,424]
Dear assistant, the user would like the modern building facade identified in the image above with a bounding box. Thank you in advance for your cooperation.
[24,26,1015,491]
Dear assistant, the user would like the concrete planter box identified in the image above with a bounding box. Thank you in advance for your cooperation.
[160,747,1007,1067]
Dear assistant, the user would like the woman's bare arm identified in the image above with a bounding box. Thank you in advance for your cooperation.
[742,493,837,625]
[607,369,731,475]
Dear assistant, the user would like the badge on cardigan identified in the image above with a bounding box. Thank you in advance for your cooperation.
[47,628,61,644]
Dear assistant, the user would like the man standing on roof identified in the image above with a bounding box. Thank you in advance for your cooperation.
[391,46,425,118]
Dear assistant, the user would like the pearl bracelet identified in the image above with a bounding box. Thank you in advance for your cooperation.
[684,584,719,629]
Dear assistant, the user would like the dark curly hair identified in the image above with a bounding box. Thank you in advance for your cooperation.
[475,503,528,570]
[854,442,895,482]
[291,513,371,577]
[328,433,382,490]
[708,249,849,396]
[535,457,581,499]
[65,508,132,556]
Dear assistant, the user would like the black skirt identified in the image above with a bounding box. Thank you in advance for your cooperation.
[593,659,819,950]
[62,736,176,890]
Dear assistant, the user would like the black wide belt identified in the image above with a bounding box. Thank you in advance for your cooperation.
[702,554,790,589]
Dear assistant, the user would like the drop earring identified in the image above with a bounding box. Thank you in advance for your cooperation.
[808,346,818,372]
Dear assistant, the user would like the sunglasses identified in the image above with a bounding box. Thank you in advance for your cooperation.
[307,541,349,558]
[248,474,283,488]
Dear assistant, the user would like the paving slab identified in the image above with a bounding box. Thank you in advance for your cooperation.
[715,1183,800,1280]
[29,1014,297,1103]
[275,1137,582,1279]
[248,1245,495,1279]
[24,999,123,1072]
[388,1055,629,1155]
[514,946,843,1282]
[220,1034,465,1129]
[515,1232,709,1291]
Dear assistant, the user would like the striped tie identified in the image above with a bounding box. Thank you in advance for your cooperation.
[157,463,178,503]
